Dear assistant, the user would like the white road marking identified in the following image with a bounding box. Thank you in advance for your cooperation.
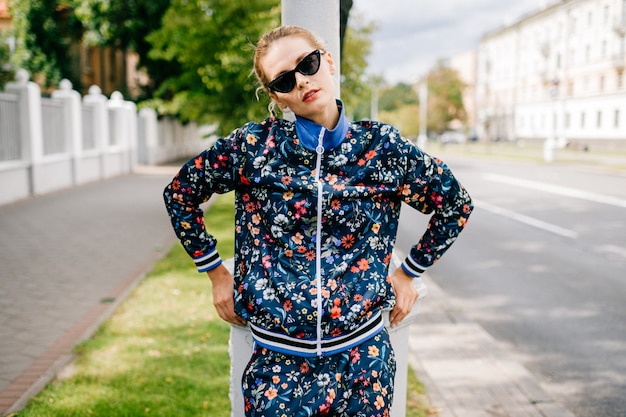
[599,244,626,260]
[482,173,626,209]
[474,199,579,239]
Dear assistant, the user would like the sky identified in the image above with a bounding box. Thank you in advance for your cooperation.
[353,0,549,84]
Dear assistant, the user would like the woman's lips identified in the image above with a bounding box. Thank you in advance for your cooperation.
[303,89,319,102]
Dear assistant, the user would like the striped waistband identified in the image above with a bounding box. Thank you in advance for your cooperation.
[249,311,384,358]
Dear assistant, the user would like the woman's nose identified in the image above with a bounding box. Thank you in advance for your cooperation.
[294,71,309,89]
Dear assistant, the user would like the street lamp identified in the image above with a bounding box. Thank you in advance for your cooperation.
[543,76,559,162]
[417,81,428,148]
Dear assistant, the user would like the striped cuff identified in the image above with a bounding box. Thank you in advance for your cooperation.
[401,256,426,278]
[194,249,222,272]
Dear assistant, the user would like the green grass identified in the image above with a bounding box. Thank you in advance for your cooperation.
[12,192,434,417]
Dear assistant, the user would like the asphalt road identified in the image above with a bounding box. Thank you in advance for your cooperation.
[395,149,626,417]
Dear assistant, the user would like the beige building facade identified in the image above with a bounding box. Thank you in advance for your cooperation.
[476,0,626,149]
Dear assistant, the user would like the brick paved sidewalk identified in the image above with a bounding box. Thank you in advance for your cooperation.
[0,169,178,415]
[408,276,577,417]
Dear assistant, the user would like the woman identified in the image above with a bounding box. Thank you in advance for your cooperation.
[164,25,473,416]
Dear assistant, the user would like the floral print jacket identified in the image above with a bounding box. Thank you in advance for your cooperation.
[163,116,472,348]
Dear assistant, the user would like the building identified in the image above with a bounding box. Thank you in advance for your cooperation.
[476,0,626,150]
[0,0,9,31]
[449,50,477,133]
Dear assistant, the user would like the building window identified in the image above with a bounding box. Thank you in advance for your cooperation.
[600,75,605,91]
[615,109,621,129]
[581,112,586,129]
[597,111,602,129]
[565,113,571,129]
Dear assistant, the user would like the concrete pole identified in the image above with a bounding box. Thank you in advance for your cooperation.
[5,69,44,194]
[281,0,341,98]
[83,85,109,180]
[51,79,82,184]
[417,81,428,148]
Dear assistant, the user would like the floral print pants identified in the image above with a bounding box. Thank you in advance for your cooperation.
[241,330,396,417]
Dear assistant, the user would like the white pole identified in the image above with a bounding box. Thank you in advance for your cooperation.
[417,81,428,148]
[281,0,341,98]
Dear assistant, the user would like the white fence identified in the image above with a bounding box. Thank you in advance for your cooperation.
[0,69,213,206]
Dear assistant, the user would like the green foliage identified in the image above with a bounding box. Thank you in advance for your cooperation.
[379,104,419,138]
[143,0,280,134]
[379,82,418,112]
[8,0,84,90]
[424,59,467,134]
[0,32,14,88]
[340,9,376,121]
[74,0,175,99]
[373,60,467,137]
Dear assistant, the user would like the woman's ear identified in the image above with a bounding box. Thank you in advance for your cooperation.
[325,52,336,75]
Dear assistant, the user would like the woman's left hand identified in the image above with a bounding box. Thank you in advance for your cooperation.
[389,268,420,327]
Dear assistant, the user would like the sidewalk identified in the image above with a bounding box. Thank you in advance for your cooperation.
[0,166,576,416]
[408,276,577,417]
[0,166,179,415]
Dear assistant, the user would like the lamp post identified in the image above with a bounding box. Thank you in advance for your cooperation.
[417,81,428,148]
[543,76,559,162]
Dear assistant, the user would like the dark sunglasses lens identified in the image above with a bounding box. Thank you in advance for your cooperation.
[297,51,321,75]
[270,73,296,93]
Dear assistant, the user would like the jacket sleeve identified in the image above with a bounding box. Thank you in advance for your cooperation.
[163,126,245,272]
[398,139,473,277]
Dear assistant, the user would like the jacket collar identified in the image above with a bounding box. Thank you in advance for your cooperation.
[295,100,349,151]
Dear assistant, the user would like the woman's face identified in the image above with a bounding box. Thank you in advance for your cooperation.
[261,35,337,127]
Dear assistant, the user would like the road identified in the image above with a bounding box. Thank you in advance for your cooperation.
[395,149,626,417]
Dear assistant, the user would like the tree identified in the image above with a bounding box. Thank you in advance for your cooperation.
[8,0,83,90]
[74,0,175,99]
[378,82,418,112]
[0,32,14,87]
[144,0,280,134]
[423,59,466,134]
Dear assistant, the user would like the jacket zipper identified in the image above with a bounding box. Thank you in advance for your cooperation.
[314,128,325,356]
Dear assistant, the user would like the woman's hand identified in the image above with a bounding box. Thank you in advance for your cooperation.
[207,264,246,326]
[389,268,420,327]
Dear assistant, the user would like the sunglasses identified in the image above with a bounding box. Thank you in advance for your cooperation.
[267,49,325,93]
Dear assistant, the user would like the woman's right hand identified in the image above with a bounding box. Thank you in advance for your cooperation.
[207,264,246,326]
